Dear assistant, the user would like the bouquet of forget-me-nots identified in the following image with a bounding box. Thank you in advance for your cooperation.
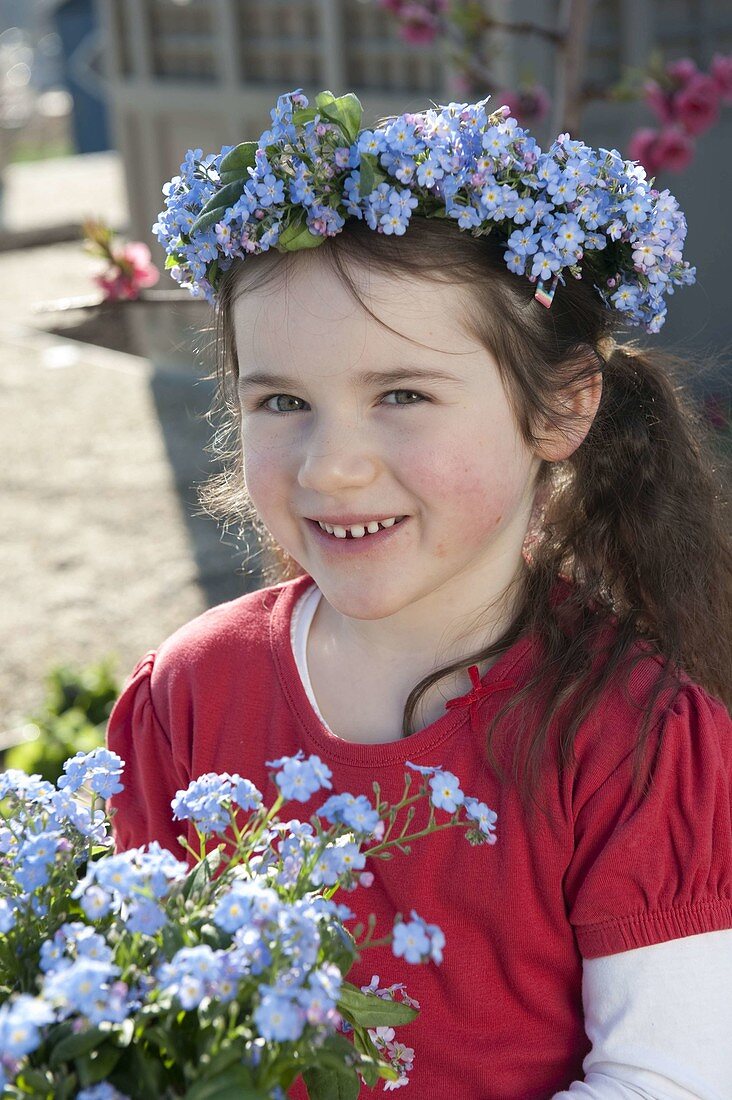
[0,746,497,1099]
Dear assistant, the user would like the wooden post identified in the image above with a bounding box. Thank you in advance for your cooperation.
[550,0,593,136]
[317,0,347,91]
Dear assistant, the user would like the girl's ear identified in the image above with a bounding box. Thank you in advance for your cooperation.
[533,352,603,463]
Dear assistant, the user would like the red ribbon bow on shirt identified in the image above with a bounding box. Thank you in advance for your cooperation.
[445,665,518,736]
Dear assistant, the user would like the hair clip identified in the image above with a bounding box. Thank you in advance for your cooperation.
[534,273,560,308]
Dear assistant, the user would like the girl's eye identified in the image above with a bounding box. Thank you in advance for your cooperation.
[382,389,425,406]
[259,394,305,414]
[256,390,426,414]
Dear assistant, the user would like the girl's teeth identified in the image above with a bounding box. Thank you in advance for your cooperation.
[316,516,404,538]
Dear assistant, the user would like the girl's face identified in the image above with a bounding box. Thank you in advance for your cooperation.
[233,256,543,624]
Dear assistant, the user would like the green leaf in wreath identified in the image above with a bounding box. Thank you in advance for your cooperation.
[219,168,252,186]
[188,205,228,240]
[292,106,319,127]
[196,180,247,222]
[301,1062,361,1100]
[277,211,327,253]
[358,154,376,197]
[333,94,363,144]
[337,982,419,1028]
[314,90,338,113]
[188,178,248,238]
[219,141,258,177]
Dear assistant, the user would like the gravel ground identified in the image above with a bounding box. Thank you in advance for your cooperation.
[0,156,258,737]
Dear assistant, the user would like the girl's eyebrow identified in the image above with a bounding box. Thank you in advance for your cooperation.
[237,366,465,392]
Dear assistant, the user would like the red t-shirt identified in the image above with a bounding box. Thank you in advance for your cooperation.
[106,573,732,1099]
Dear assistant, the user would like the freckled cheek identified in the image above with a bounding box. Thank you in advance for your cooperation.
[410,446,514,546]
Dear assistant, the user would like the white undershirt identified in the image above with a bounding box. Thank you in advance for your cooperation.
[290,582,732,1098]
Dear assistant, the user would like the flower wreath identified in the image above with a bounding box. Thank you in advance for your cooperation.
[154,88,695,333]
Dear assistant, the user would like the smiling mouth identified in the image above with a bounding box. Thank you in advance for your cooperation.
[307,516,409,541]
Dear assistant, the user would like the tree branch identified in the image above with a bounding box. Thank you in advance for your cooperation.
[551,0,594,135]
[474,15,565,45]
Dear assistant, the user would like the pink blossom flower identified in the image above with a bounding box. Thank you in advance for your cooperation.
[653,124,696,170]
[120,242,159,287]
[628,127,662,175]
[710,53,732,104]
[674,73,720,135]
[628,125,695,175]
[95,241,159,302]
[94,272,134,302]
[398,4,441,45]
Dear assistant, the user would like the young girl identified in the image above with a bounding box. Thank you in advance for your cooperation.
[108,90,732,1098]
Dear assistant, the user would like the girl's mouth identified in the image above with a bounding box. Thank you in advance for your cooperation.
[306,515,409,552]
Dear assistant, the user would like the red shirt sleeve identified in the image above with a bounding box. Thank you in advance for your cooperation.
[565,682,732,958]
[105,651,191,861]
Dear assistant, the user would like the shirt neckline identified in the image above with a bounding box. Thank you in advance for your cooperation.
[270,572,536,769]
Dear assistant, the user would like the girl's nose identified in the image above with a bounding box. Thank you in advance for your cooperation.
[297,424,380,494]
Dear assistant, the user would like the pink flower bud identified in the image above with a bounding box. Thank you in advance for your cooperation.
[665,57,698,86]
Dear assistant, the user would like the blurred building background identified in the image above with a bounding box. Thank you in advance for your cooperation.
[97,0,732,354]
[2,0,731,349]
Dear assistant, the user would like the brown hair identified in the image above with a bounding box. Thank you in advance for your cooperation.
[198,216,732,816]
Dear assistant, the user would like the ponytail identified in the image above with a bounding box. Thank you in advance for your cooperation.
[568,342,731,700]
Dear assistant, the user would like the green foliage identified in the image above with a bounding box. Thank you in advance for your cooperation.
[4,659,120,785]
[278,211,328,253]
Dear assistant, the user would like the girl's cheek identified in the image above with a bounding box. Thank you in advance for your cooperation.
[241,447,282,517]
